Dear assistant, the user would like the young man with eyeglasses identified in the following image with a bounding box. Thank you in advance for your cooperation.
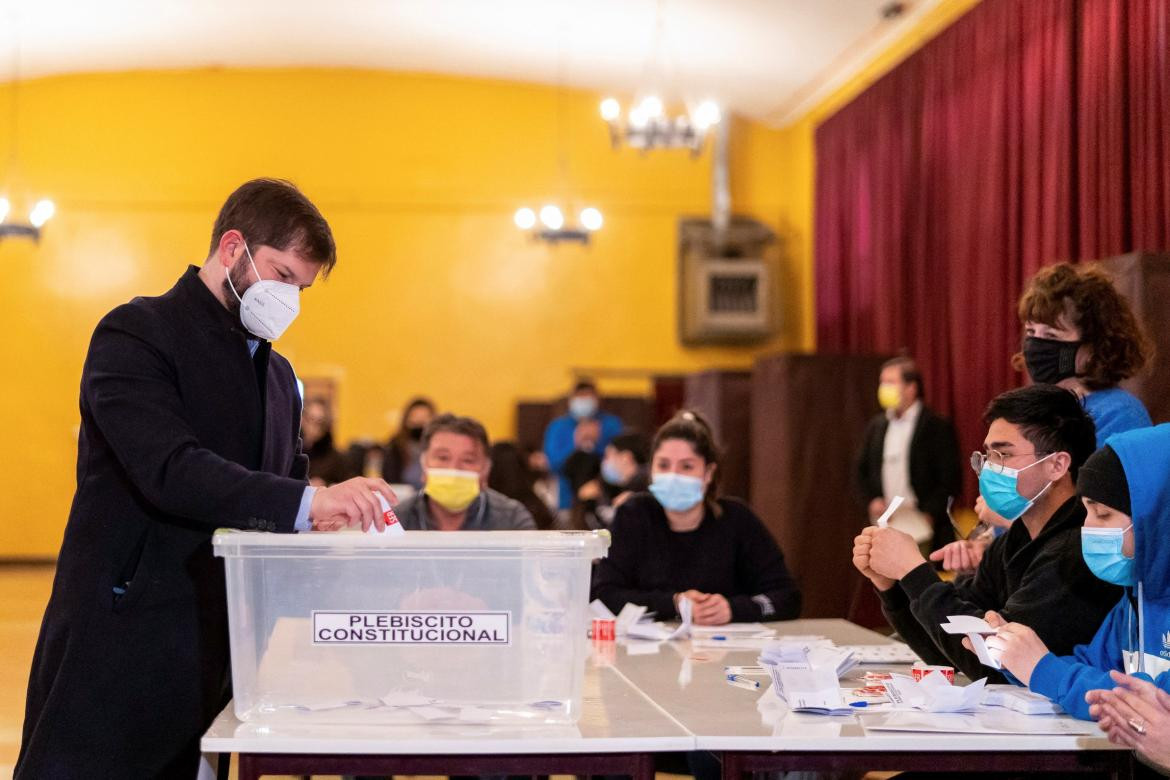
[852,384,1122,682]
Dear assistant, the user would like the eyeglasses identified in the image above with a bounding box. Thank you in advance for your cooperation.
[970,449,1050,475]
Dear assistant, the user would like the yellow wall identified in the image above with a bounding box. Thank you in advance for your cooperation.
[0,68,806,557]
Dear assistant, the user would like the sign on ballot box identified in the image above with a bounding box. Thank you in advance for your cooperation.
[212,529,608,726]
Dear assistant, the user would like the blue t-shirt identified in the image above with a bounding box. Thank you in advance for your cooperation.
[1084,387,1152,447]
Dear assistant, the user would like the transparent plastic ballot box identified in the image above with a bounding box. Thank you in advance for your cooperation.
[212,529,609,726]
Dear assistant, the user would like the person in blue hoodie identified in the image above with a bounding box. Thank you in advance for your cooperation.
[972,424,1170,720]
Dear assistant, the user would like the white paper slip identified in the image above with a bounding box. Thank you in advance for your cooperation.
[883,673,986,713]
[380,691,437,708]
[615,602,649,635]
[768,664,854,715]
[940,615,997,634]
[838,643,920,664]
[940,615,1002,669]
[589,599,616,620]
[367,493,407,535]
[410,705,457,721]
[875,495,905,528]
[982,685,1064,715]
[624,639,664,655]
[725,665,771,676]
[693,637,774,651]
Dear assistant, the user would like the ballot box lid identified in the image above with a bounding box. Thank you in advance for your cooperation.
[212,528,610,557]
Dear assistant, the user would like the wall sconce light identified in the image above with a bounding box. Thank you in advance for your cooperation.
[514,205,603,244]
[0,197,55,241]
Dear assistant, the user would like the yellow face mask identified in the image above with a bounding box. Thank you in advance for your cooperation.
[424,468,482,512]
[877,382,902,411]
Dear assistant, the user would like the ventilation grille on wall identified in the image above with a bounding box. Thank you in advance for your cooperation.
[678,217,777,344]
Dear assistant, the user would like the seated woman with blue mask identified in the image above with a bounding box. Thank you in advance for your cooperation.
[970,424,1170,719]
[590,410,801,625]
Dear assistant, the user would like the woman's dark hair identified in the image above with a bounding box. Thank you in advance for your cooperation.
[393,398,436,442]
[1015,262,1150,390]
[983,384,1097,480]
[651,409,722,505]
[488,442,556,530]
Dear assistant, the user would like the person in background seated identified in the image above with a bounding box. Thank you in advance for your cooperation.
[302,396,353,486]
[856,356,962,553]
[934,263,1154,575]
[573,431,651,529]
[395,414,535,531]
[488,441,556,530]
[970,425,1170,719]
[382,396,436,490]
[543,379,623,511]
[591,410,800,624]
[853,385,1121,683]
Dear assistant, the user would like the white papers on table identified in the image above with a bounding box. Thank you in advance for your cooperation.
[940,615,1002,669]
[883,673,986,713]
[766,663,854,715]
[982,684,1064,715]
[625,597,693,641]
[838,642,920,664]
[760,641,858,677]
[862,710,1098,736]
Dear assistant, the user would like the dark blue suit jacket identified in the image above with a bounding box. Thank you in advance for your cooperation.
[17,266,309,778]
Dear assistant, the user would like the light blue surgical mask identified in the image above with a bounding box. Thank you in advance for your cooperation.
[650,472,705,512]
[601,460,626,486]
[1081,525,1136,586]
[569,396,598,420]
[977,452,1055,521]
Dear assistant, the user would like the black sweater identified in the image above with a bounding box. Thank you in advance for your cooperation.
[591,494,801,621]
[879,495,1122,682]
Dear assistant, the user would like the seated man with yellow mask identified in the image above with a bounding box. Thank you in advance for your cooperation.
[395,413,537,531]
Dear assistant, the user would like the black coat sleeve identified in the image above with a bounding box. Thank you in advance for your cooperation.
[590,506,679,619]
[727,506,802,621]
[84,305,307,532]
[878,582,966,669]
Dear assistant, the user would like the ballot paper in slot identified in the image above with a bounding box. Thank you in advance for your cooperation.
[882,672,986,713]
[365,494,406,536]
[939,615,1002,669]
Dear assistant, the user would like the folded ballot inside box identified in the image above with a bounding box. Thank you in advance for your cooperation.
[213,529,608,726]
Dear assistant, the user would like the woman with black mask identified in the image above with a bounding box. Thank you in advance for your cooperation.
[382,397,436,490]
[1017,262,1151,446]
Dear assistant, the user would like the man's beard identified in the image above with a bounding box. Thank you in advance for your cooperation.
[221,256,252,316]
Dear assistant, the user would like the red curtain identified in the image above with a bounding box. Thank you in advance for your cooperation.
[815,0,1170,489]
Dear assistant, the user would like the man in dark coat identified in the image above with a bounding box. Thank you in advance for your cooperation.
[856,356,962,552]
[16,179,396,779]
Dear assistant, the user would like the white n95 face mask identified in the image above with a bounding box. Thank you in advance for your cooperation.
[226,241,301,341]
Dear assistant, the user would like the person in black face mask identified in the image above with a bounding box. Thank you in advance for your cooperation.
[931,263,1154,579]
[1017,262,1152,447]
[382,396,437,490]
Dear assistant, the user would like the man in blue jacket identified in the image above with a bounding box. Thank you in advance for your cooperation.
[977,424,1170,719]
[16,179,397,779]
[542,379,623,511]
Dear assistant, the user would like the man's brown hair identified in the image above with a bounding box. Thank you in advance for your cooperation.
[422,414,491,455]
[209,178,336,276]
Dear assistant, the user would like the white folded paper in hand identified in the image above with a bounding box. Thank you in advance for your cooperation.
[940,615,1002,669]
[366,493,406,535]
[884,672,986,713]
[875,495,905,528]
